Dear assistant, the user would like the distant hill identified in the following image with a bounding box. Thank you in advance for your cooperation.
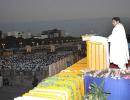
[0,17,130,37]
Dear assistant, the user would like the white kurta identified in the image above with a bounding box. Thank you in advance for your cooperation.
[108,23,129,70]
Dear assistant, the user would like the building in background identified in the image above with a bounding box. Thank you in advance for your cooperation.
[41,28,65,39]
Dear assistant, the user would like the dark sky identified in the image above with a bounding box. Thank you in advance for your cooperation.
[0,0,130,36]
[0,0,130,23]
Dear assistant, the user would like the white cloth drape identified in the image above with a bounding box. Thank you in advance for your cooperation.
[108,23,129,70]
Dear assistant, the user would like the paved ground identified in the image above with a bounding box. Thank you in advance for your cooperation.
[0,71,47,100]
[0,74,36,100]
[0,86,32,100]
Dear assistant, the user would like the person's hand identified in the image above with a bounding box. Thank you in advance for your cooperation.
[82,34,92,41]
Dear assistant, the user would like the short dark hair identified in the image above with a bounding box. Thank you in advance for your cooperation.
[112,17,121,23]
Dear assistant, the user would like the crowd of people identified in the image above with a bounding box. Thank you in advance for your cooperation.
[0,51,75,72]
[0,42,86,87]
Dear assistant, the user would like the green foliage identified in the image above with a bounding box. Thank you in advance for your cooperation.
[86,81,110,100]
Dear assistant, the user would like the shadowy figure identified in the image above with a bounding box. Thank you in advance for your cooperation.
[32,75,38,88]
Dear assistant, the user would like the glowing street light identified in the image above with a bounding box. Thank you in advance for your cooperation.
[2,43,5,49]
[19,42,23,48]
[32,42,35,46]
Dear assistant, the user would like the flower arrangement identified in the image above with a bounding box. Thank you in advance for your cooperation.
[86,69,130,79]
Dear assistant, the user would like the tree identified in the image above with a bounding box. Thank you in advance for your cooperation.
[0,30,2,39]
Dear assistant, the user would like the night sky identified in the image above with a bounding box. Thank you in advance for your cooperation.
[0,0,130,36]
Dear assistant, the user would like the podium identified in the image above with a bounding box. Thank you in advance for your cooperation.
[82,35,109,70]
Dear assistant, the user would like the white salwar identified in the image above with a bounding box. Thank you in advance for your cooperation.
[108,23,129,70]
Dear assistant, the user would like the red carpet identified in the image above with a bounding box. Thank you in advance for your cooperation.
[110,60,130,69]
